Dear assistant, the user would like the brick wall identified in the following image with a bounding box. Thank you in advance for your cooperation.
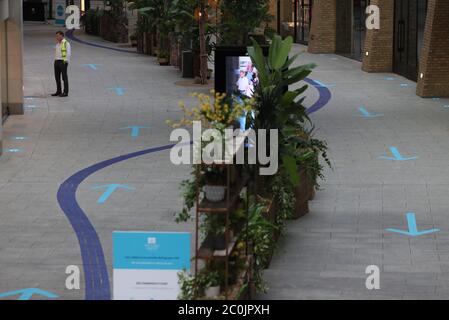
[417,0,449,97]
[362,0,394,72]
[308,0,337,53]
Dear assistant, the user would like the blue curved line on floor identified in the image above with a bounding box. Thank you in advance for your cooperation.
[65,29,138,54]
[57,31,332,300]
[56,144,175,300]
[304,78,332,114]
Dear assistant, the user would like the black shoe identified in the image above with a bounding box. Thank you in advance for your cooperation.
[51,92,62,97]
[59,93,68,97]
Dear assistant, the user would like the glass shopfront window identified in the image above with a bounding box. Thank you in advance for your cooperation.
[278,0,313,45]
[393,0,428,81]
[353,0,370,61]
[336,0,370,61]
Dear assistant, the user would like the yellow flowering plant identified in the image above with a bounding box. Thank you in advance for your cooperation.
[169,91,255,224]
[166,90,255,131]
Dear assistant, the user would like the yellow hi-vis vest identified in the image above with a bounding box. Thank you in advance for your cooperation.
[61,39,68,62]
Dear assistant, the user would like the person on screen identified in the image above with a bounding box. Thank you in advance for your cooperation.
[253,71,259,88]
[246,63,254,82]
[245,81,254,97]
[237,70,250,96]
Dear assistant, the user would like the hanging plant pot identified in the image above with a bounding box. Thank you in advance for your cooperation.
[204,185,226,202]
[204,286,220,298]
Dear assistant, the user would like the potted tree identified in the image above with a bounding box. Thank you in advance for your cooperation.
[134,0,179,65]
[247,35,316,225]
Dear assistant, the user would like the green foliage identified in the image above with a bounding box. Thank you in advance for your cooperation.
[178,268,223,300]
[83,8,103,35]
[177,270,195,300]
[218,0,273,46]
[286,126,332,189]
[175,174,197,223]
[104,0,126,18]
[172,0,215,55]
[271,171,296,225]
[248,35,316,186]
[201,270,221,288]
[201,214,226,237]
[132,0,181,57]
[241,202,277,293]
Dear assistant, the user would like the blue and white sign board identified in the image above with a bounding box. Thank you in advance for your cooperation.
[55,0,66,26]
[113,231,191,300]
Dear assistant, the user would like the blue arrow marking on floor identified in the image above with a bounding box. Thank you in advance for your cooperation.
[120,126,150,138]
[379,147,418,161]
[5,148,24,153]
[356,107,383,118]
[433,97,440,101]
[385,77,396,81]
[108,87,125,96]
[313,80,336,88]
[11,136,28,141]
[386,212,439,237]
[400,83,409,87]
[83,64,101,70]
[91,184,135,204]
[0,288,59,300]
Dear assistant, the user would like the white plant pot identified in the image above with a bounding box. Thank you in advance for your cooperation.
[204,185,226,202]
[205,286,220,298]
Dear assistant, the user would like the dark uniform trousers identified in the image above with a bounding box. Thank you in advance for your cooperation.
[54,60,69,94]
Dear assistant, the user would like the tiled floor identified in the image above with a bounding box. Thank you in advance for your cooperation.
[1,23,449,299]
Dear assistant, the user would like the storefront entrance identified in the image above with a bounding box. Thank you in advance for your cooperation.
[277,0,313,45]
[295,0,313,44]
[336,0,370,61]
[393,0,428,81]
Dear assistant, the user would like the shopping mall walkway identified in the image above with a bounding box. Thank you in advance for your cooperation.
[260,53,449,299]
[0,23,200,299]
[1,23,449,299]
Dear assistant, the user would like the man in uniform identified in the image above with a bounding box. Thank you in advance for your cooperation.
[52,31,71,97]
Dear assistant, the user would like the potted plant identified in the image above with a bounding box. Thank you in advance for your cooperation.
[247,35,316,224]
[203,166,226,202]
[158,50,170,65]
[202,214,229,250]
[168,92,253,223]
[289,126,331,217]
[203,270,221,298]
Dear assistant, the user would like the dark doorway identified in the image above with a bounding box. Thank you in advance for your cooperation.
[277,0,313,44]
[394,0,428,81]
[295,0,313,44]
[23,1,46,22]
[336,0,352,55]
[336,0,370,61]
[353,0,370,61]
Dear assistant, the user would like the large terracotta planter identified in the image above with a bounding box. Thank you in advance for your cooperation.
[292,168,310,219]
